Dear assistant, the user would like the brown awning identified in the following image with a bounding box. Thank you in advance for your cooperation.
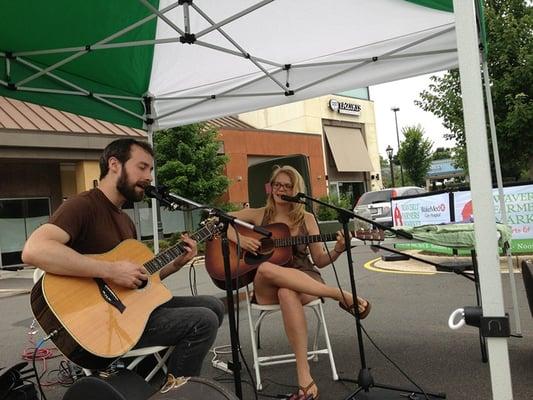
[323,125,374,172]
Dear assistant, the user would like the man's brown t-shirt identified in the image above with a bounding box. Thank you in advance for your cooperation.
[49,188,136,254]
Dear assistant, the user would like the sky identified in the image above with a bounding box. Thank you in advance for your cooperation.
[369,71,455,159]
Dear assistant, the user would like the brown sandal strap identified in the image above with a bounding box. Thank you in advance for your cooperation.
[299,380,319,399]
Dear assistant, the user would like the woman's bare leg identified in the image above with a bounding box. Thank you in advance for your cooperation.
[254,262,367,311]
[277,289,319,397]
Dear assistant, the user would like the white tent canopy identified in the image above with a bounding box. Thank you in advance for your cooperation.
[149,0,458,128]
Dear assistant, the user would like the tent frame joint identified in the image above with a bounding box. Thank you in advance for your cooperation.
[179,33,196,44]
[178,0,193,5]
[7,83,16,91]
[284,90,294,96]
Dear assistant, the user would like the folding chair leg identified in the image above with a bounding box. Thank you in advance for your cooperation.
[318,302,338,381]
[246,291,263,391]
[310,306,321,362]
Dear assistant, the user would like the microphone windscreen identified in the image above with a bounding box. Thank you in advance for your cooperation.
[144,185,158,198]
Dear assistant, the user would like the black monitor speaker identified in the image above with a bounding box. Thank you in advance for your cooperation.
[62,370,155,400]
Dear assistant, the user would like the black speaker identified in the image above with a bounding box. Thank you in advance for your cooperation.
[62,370,156,400]
[522,260,533,318]
[247,154,312,208]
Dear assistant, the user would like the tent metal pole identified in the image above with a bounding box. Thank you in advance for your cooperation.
[482,59,522,335]
[146,109,160,254]
[147,127,160,254]
[453,1,513,399]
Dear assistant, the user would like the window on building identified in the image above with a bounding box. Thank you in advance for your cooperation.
[0,198,50,266]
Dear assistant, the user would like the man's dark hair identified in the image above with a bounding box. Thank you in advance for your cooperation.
[99,138,154,179]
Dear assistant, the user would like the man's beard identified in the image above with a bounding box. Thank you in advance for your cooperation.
[116,169,144,202]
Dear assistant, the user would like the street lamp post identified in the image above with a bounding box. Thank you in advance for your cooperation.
[391,107,405,185]
[386,145,395,188]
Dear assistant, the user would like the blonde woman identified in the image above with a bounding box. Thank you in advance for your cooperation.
[229,165,370,400]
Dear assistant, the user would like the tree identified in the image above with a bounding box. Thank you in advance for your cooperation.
[154,123,229,204]
[432,147,453,161]
[397,125,433,187]
[416,0,533,179]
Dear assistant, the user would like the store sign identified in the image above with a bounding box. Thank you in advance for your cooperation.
[328,99,361,116]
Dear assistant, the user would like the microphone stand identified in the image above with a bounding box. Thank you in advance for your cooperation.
[293,193,445,400]
[209,208,272,400]
[148,188,273,399]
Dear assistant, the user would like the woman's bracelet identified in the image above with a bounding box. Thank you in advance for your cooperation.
[333,247,343,255]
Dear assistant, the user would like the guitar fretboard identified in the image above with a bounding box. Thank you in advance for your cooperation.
[144,224,216,274]
[273,231,381,248]
[274,233,338,248]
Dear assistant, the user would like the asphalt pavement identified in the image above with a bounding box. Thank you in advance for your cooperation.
[1,243,532,400]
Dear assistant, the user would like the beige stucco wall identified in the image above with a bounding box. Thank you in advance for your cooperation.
[239,94,382,191]
[60,163,77,199]
[75,161,100,193]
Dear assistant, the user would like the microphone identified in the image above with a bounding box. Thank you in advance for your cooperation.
[144,185,179,210]
[280,194,306,204]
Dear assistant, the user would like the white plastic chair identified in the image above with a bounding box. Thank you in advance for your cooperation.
[245,287,338,391]
[32,268,174,382]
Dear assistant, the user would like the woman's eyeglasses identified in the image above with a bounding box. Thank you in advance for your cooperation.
[271,182,294,190]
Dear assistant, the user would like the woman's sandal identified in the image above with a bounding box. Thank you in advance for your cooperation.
[289,380,319,400]
[339,298,371,319]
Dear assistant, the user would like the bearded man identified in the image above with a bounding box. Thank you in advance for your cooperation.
[23,138,224,377]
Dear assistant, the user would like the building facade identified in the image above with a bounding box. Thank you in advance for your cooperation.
[238,91,382,205]
[0,96,145,266]
[0,89,382,266]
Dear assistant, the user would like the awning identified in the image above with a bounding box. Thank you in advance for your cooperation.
[323,126,374,172]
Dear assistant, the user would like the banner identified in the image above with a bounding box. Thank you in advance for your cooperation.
[454,184,533,252]
[391,193,451,227]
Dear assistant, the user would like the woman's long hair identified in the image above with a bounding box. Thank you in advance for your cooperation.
[263,165,306,227]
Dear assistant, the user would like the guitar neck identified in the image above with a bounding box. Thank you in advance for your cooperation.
[143,225,214,275]
[273,230,381,248]
[274,232,338,248]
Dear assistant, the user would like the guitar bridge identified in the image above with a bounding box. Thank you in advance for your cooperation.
[94,278,126,313]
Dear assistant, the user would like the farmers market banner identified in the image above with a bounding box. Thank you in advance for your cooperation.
[392,183,533,253]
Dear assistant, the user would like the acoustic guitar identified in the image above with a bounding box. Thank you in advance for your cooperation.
[205,222,384,290]
[30,218,221,370]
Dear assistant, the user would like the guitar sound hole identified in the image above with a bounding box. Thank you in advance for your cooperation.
[259,238,274,254]
[138,279,148,289]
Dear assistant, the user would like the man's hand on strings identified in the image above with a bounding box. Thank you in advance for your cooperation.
[171,234,197,269]
[108,261,148,289]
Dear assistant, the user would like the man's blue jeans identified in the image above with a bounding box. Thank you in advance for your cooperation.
[134,295,224,376]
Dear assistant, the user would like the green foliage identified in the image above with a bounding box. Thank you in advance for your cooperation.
[316,194,352,221]
[154,123,230,204]
[416,0,533,179]
[213,202,242,212]
[380,154,405,188]
[432,147,453,161]
[397,125,433,187]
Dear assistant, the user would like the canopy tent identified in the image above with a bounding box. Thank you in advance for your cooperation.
[0,1,514,398]
[0,0,458,129]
